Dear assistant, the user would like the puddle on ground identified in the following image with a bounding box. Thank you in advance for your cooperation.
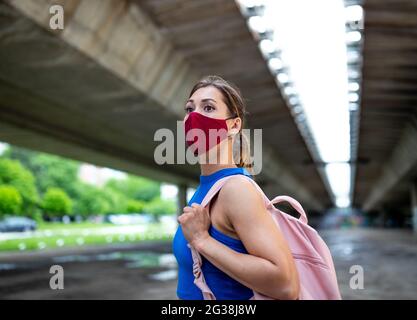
[51,251,176,268]
[1,251,178,281]
[149,269,178,281]
[53,255,94,263]
[0,263,17,271]
[53,251,178,281]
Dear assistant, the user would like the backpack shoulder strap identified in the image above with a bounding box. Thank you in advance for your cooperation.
[199,174,270,208]
[189,174,269,300]
[199,175,234,208]
[188,175,236,300]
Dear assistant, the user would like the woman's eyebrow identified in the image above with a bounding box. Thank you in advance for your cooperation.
[186,98,217,104]
[201,98,217,103]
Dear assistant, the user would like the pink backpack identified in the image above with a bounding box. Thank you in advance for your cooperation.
[188,175,342,300]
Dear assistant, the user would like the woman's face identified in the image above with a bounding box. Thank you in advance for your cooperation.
[183,85,242,160]
[184,86,231,121]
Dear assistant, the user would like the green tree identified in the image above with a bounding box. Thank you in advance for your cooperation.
[144,198,176,221]
[73,184,111,217]
[126,199,146,213]
[104,186,131,214]
[0,185,22,216]
[29,154,80,198]
[2,145,167,219]
[106,175,160,202]
[3,146,80,198]
[1,145,37,171]
[0,159,38,215]
[41,188,72,218]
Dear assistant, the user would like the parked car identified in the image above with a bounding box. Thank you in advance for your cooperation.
[0,217,37,232]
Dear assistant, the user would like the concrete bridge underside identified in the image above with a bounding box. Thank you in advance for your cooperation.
[0,0,333,212]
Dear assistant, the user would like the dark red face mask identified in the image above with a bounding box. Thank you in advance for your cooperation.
[184,112,236,155]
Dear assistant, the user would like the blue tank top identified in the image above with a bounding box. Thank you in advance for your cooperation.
[172,167,253,300]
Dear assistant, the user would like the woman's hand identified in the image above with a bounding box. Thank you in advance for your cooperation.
[178,203,211,249]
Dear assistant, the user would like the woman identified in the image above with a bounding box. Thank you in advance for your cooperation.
[173,75,300,300]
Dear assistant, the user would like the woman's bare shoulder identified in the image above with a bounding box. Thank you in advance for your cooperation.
[217,175,265,217]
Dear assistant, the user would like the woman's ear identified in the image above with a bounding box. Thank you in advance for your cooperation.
[228,117,241,136]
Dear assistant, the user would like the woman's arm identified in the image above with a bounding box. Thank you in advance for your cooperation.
[179,176,300,300]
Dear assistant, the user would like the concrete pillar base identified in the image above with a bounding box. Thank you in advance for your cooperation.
[411,182,417,233]
[177,184,188,217]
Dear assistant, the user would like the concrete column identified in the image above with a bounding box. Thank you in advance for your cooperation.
[363,124,417,211]
[177,184,188,217]
[381,209,388,228]
[411,181,417,233]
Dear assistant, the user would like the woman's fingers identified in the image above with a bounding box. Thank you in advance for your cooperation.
[182,206,194,213]
[183,204,203,215]
[191,203,201,209]
[179,204,208,223]
[179,205,206,223]
[178,203,211,245]
[178,212,190,223]
[183,203,202,210]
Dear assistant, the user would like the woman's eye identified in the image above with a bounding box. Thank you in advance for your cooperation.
[185,106,193,113]
[204,105,214,112]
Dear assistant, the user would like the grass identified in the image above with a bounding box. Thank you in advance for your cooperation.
[37,222,114,230]
[0,222,175,252]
